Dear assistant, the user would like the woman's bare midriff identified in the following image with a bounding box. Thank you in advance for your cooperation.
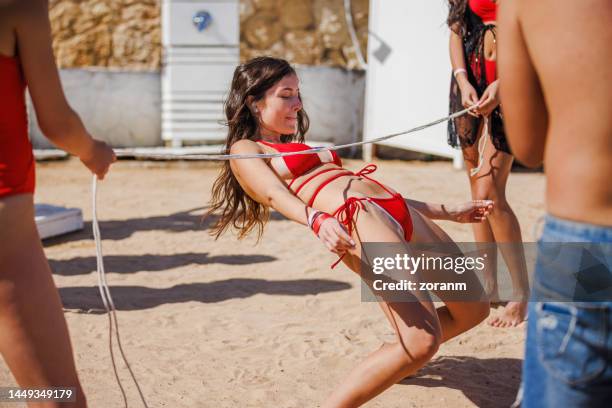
[284,163,399,214]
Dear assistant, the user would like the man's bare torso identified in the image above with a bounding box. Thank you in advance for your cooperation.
[518,0,611,225]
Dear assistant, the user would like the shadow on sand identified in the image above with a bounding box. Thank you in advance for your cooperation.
[48,253,276,276]
[43,206,288,245]
[59,278,352,312]
[402,355,522,408]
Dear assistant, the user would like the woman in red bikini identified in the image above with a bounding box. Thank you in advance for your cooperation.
[0,1,115,406]
[207,57,493,406]
[447,0,529,327]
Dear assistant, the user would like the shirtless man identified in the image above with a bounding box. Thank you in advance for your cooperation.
[498,1,612,406]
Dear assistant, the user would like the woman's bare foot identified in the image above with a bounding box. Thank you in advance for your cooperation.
[487,301,527,328]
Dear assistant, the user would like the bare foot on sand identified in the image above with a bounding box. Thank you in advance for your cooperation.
[488,301,527,328]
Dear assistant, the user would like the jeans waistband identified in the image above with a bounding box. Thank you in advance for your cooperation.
[542,214,612,243]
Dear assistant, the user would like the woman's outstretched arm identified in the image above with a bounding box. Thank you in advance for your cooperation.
[229,140,355,254]
[405,198,494,223]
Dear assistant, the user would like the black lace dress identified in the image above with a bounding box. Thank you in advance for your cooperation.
[447,6,510,154]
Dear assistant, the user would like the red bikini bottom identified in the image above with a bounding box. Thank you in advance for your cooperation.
[291,164,414,269]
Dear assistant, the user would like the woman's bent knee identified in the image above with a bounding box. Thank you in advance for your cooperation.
[394,330,440,369]
[472,187,511,216]
[473,184,500,202]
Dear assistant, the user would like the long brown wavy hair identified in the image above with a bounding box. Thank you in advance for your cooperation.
[446,0,468,34]
[205,57,310,242]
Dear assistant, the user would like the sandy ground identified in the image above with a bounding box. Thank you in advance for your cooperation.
[0,157,546,408]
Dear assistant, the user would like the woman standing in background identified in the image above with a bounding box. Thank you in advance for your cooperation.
[447,0,529,327]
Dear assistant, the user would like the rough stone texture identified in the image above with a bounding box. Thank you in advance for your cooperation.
[48,0,160,70]
[241,0,369,69]
[48,0,368,70]
[278,0,313,30]
[313,0,350,49]
[351,0,369,28]
[240,0,256,22]
[242,11,284,50]
[251,0,277,11]
[283,31,322,65]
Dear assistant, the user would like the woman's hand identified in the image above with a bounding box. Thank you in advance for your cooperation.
[459,81,480,117]
[316,217,356,255]
[80,139,116,180]
[475,80,500,116]
[445,200,494,223]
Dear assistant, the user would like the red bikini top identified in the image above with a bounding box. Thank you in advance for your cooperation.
[258,140,342,178]
[469,0,496,22]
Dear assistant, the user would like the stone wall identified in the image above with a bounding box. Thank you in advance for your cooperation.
[47,0,368,70]
[240,0,369,69]
[49,0,161,70]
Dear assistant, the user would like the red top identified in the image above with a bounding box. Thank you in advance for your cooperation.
[0,54,35,198]
[258,140,342,178]
[469,0,497,22]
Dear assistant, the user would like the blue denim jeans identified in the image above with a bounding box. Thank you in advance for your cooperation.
[521,215,612,407]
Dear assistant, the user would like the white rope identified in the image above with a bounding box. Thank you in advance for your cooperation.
[113,106,478,161]
[469,114,490,177]
[93,176,149,408]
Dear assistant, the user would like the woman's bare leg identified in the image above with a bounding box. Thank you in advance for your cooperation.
[463,125,529,327]
[462,123,500,302]
[0,194,87,408]
[321,203,489,407]
[407,207,490,341]
[321,202,442,408]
